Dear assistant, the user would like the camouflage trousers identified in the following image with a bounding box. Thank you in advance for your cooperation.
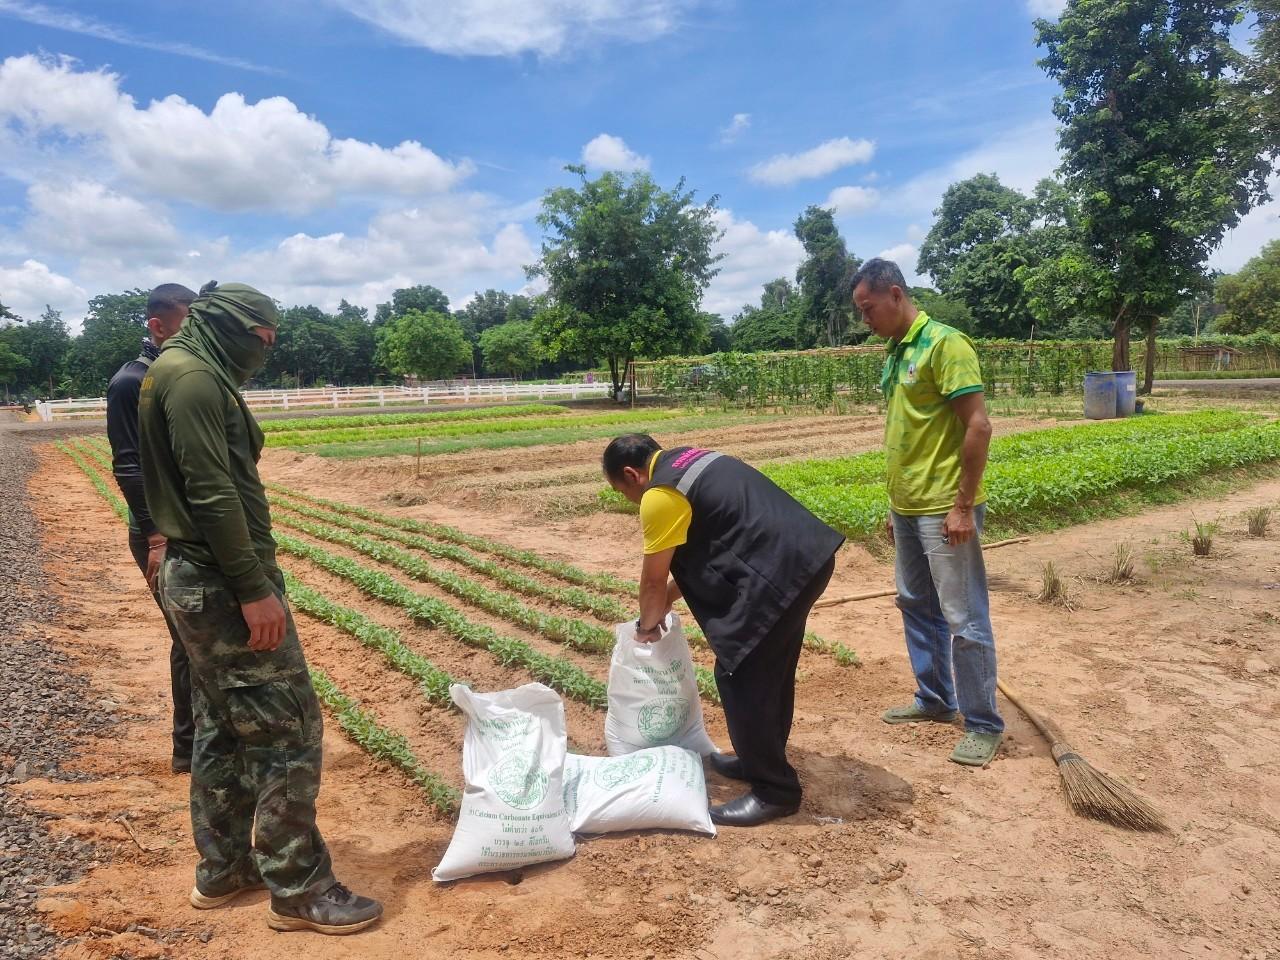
[160,553,335,900]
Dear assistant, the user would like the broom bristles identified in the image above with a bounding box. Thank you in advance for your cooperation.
[1056,753,1168,832]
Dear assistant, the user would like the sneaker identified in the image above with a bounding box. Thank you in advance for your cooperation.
[190,879,265,910]
[881,703,959,725]
[267,882,382,935]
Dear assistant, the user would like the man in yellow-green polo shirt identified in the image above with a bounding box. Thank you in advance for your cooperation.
[853,258,1004,767]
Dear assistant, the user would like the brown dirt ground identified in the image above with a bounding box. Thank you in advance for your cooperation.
[17,436,1280,960]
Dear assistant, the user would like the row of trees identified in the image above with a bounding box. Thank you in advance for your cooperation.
[725,0,1280,380]
[4,0,1279,399]
[0,283,569,400]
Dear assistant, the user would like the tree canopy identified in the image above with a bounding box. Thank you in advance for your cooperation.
[529,165,722,396]
[375,309,471,381]
[1216,240,1280,333]
[479,321,540,378]
[794,206,860,347]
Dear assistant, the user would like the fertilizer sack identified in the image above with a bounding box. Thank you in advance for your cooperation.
[563,746,716,836]
[605,613,717,757]
[432,682,575,882]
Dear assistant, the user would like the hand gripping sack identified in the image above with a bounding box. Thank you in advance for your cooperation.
[432,683,575,882]
[605,613,717,757]
[562,746,716,836]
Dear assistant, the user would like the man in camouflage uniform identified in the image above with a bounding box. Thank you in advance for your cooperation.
[139,282,381,935]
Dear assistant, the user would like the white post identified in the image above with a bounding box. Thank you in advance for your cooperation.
[283,394,289,410]
[379,391,385,407]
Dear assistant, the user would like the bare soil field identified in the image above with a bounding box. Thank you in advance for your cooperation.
[13,431,1280,960]
[262,412,1045,519]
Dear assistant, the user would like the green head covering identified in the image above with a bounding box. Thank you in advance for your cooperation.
[162,281,280,457]
[165,281,279,388]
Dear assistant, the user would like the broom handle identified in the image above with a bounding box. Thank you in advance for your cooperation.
[996,677,1069,746]
[812,537,1031,610]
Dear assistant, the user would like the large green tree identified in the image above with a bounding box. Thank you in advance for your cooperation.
[529,165,722,396]
[374,285,451,327]
[1030,0,1272,372]
[1248,0,1280,154]
[731,278,804,352]
[375,309,471,381]
[0,307,71,396]
[794,206,860,347]
[64,290,149,395]
[1216,240,1280,332]
[479,321,540,378]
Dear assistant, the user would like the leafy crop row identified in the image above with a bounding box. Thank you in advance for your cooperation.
[273,494,632,622]
[283,571,457,707]
[275,514,723,703]
[265,408,690,449]
[60,442,128,521]
[269,484,638,596]
[273,510,617,653]
[275,532,610,709]
[794,420,1280,538]
[260,403,570,434]
[309,667,460,817]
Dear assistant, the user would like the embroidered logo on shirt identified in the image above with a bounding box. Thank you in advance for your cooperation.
[904,362,917,385]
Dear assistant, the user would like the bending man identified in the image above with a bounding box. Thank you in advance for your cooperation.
[603,435,844,827]
[139,282,381,934]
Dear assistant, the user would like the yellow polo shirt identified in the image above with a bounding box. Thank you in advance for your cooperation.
[882,312,987,515]
[640,450,693,554]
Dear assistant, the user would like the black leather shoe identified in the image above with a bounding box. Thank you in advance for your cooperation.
[710,792,800,827]
[708,752,747,781]
[171,755,192,774]
[268,882,382,935]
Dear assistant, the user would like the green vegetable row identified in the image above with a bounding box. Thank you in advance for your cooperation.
[269,483,638,596]
[260,403,570,434]
[273,510,616,653]
[265,408,690,449]
[310,667,460,817]
[272,494,632,622]
[276,532,610,710]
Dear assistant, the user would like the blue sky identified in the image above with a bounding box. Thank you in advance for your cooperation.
[0,0,1274,330]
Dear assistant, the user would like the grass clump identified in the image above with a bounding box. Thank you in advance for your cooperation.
[1036,561,1073,609]
[1102,542,1137,584]
[1188,518,1218,557]
[1246,506,1272,538]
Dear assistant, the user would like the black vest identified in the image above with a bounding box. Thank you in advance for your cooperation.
[651,447,845,672]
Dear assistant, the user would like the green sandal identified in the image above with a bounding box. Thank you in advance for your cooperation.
[950,731,1002,767]
[881,704,959,725]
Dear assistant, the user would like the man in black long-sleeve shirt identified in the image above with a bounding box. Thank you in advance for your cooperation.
[107,283,197,772]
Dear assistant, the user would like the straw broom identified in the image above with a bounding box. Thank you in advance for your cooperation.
[997,678,1167,832]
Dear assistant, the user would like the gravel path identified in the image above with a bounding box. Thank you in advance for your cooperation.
[0,425,114,958]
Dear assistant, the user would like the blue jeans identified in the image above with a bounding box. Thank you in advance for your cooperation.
[891,505,1004,735]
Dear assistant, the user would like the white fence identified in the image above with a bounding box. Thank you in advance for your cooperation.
[36,380,611,422]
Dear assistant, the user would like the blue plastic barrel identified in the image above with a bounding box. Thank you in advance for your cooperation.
[1114,371,1137,417]
[1083,372,1117,420]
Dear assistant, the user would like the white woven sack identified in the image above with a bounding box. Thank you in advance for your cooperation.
[432,682,575,882]
[563,747,715,836]
[605,613,717,757]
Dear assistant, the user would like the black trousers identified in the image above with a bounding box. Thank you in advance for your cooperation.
[714,555,836,807]
[128,530,195,759]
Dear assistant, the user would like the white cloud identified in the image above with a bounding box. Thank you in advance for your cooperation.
[720,112,751,144]
[0,259,87,322]
[0,0,277,73]
[826,185,879,215]
[0,55,474,213]
[1026,0,1066,17]
[25,180,181,261]
[875,243,925,286]
[1209,175,1280,274]
[891,117,1061,216]
[581,133,650,172]
[748,136,875,186]
[327,0,695,57]
[702,209,804,318]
